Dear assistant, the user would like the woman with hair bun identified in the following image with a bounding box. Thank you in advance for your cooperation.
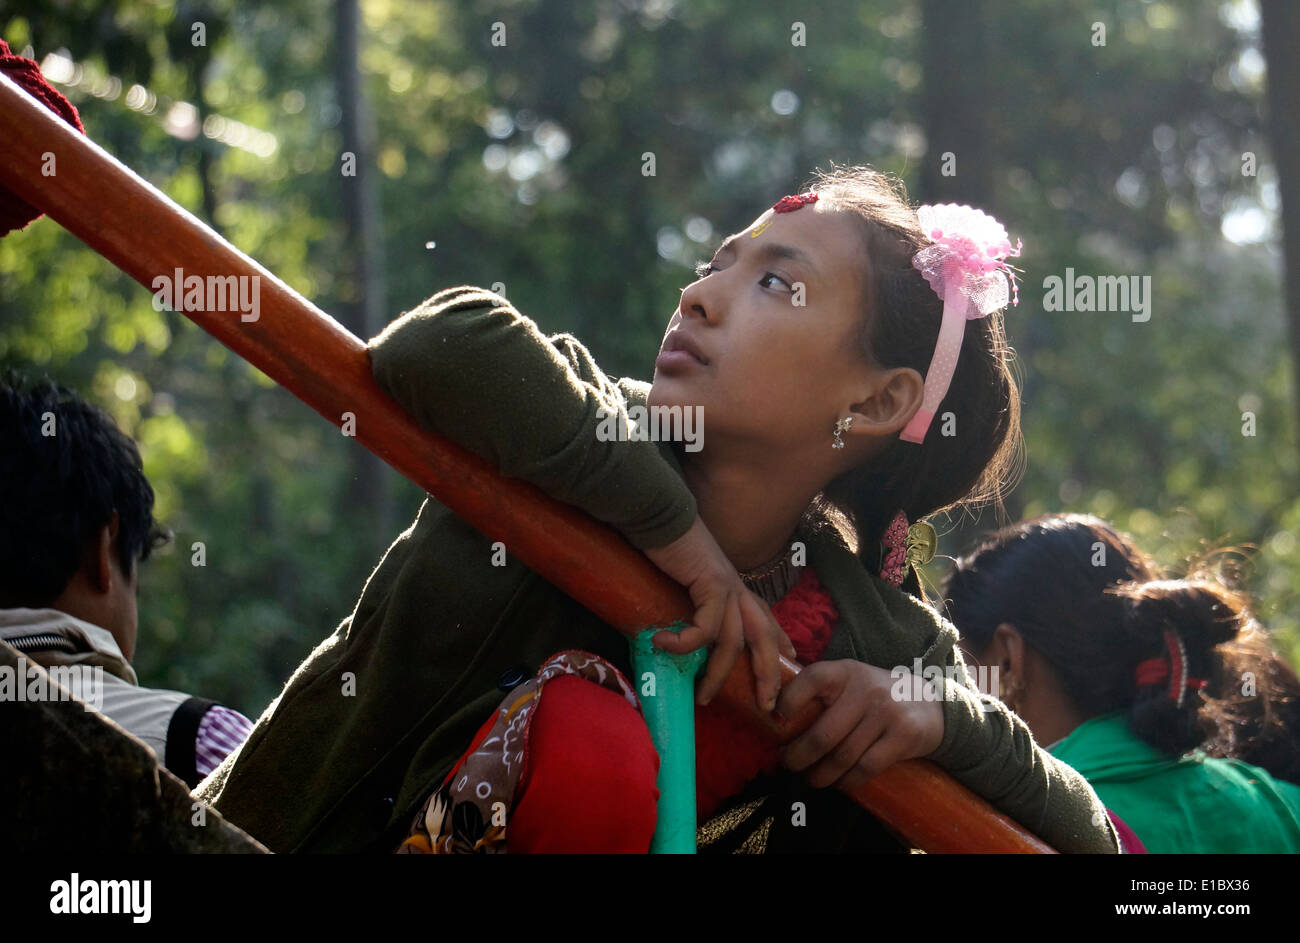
[944,513,1300,853]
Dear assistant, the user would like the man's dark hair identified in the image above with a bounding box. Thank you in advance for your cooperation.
[0,369,170,607]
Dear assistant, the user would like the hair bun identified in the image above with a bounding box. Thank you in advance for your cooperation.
[1117,578,1244,754]
[1116,579,1242,655]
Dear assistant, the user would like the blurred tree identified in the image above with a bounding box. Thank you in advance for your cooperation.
[335,0,394,555]
[919,0,993,204]
[1260,0,1300,445]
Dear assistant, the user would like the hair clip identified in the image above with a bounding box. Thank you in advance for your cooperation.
[880,512,937,587]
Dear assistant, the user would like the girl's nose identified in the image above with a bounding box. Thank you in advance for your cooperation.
[679,278,714,324]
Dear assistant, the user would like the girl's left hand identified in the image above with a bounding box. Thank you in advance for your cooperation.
[642,515,796,711]
[775,660,945,791]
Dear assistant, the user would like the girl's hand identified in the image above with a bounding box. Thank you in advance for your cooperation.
[776,661,944,791]
[642,516,797,711]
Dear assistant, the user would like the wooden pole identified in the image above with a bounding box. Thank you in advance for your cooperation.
[0,71,1054,853]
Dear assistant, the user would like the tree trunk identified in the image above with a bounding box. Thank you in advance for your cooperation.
[919,0,1023,535]
[336,0,394,556]
[920,0,993,205]
[1260,0,1300,447]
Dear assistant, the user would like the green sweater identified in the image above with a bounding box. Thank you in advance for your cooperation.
[196,286,1117,854]
[1051,711,1300,853]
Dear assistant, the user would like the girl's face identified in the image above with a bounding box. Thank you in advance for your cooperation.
[649,202,880,457]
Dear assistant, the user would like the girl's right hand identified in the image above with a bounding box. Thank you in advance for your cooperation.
[642,516,796,712]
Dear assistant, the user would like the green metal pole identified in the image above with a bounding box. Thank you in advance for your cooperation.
[630,624,706,854]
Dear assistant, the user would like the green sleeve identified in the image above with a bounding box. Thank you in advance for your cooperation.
[367,285,697,549]
[928,641,1121,854]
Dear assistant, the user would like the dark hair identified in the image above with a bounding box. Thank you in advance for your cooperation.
[796,165,1022,574]
[943,513,1300,770]
[1201,602,1300,785]
[0,370,169,607]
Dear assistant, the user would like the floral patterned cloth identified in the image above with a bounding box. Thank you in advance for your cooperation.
[396,649,640,854]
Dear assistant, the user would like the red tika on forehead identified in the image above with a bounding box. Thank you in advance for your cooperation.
[772,191,819,213]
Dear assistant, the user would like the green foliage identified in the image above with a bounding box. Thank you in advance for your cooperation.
[2,0,1295,713]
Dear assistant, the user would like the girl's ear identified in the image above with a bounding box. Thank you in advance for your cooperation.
[847,365,925,438]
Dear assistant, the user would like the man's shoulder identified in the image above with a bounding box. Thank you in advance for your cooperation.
[0,607,123,654]
[0,607,139,682]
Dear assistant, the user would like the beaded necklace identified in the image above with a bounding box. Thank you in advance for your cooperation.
[738,543,802,606]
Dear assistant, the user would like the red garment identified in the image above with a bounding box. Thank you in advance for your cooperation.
[442,567,840,852]
[694,567,839,819]
[507,674,659,853]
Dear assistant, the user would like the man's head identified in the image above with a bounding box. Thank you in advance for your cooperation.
[0,370,169,660]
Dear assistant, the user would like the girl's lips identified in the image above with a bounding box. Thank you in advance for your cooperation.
[655,349,706,370]
[660,330,710,365]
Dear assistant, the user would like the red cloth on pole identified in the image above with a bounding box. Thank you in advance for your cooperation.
[0,39,85,235]
[694,568,838,819]
[441,569,841,852]
[506,674,660,853]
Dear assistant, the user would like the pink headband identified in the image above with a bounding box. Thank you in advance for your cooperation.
[900,204,1021,443]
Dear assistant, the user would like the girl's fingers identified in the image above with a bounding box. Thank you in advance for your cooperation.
[804,712,889,790]
[762,600,797,662]
[652,625,708,653]
[834,728,914,792]
[777,666,856,772]
[748,592,796,662]
[775,660,842,722]
[653,591,725,653]
[778,630,797,663]
[696,594,744,706]
[781,697,861,774]
[740,596,783,712]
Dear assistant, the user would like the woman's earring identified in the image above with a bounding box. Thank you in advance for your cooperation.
[832,416,854,450]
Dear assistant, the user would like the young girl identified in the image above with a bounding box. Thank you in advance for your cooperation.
[943,513,1300,853]
[197,166,1119,853]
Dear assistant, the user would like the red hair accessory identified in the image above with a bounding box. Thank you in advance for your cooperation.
[881,511,909,587]
[772,191,819,213]
[1134,629,1206,707]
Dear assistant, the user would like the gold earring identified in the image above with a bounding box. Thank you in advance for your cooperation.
[832,416,854,450]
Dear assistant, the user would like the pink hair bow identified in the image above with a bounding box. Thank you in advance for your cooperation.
[899,204,1021,444]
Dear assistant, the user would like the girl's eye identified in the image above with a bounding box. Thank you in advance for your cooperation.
[693,260,791,292]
